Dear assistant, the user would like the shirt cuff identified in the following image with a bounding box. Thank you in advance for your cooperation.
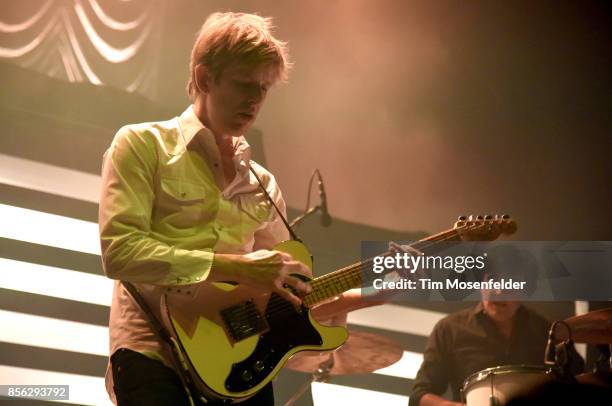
[170,248,214,285]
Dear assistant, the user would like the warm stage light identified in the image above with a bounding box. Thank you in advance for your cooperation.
[348,303,445,336]
[374,350,423,380]
[0,153,101,203]
[312,382,409,405]
[0,203,100,255]
[0,309,108,356]
[0,258,112,306]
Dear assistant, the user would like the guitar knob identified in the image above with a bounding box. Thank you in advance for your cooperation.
[241,370,253,382]
[253,361,265,372]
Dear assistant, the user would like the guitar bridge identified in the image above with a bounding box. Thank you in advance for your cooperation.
[220,300,269,342]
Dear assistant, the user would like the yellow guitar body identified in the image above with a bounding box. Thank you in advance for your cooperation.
[163,240,348,401]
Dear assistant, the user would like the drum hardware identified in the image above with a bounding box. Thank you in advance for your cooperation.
[462,365,560,406]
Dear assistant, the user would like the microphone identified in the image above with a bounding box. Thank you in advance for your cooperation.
[544,322,557,365]
[317,171,332,227]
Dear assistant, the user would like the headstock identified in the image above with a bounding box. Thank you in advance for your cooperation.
[453,214,517,241]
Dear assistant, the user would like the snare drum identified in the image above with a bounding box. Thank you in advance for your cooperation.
[462,365,559,406]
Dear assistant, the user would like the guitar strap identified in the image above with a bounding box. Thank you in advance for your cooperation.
[249,166,303,243]
[120,281,211,405]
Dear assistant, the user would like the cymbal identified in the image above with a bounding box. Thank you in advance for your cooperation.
[576,371,612,388]
[560,308,612,344]
[284,330,403,375]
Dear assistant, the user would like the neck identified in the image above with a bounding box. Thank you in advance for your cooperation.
[193,99,235,148]
[488,314,514,339]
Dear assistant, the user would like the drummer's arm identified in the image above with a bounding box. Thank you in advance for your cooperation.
[418,394,463,406]
[310,288,385,322]
[311,241,427,322]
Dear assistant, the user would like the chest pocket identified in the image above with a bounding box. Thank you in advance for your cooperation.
[160,178,207,201]
[155,178,215,227]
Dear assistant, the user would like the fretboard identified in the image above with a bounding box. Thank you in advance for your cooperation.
[302,227,463,307]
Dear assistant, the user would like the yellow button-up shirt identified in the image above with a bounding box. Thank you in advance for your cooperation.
[99,105,289,402]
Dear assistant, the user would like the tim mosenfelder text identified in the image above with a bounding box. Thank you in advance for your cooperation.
[370,253,527,291]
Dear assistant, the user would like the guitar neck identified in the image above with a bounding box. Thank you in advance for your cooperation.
[302,228,463,308]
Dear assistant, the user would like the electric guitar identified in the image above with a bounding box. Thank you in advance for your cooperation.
[160,214,517,401]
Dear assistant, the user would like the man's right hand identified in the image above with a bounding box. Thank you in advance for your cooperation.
[210,250,312,306]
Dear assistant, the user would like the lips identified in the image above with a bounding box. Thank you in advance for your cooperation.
[238,112,254,120]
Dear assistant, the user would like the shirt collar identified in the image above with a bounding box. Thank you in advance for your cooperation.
[471,302,527,322]
[177,105,252,168]
[178,104,206,147]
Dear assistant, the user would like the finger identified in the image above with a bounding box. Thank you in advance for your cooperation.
[273,280,303,306]
[284,275,312,294]
[285,260,313,278]
[389,241,422,256]
[405,246,423,256]
[388,241,402,253]
[278,251,294,261]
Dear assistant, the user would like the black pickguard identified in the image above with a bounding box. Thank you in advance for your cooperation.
[224,292,323,392]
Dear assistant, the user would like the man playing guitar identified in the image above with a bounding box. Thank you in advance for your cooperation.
[99,12,391,405]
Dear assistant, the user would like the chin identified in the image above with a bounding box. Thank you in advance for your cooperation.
[229,121,252,135]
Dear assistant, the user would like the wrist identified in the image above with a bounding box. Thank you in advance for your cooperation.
[210,253,244,282]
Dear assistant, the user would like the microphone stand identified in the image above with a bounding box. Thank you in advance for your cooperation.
[291,168,332,228]
[290,205,323,228]
[283,353,335,406]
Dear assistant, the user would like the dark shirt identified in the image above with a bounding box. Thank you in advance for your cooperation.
[409,303,550,406]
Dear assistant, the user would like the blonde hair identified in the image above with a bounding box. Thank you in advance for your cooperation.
[186,12,291,100]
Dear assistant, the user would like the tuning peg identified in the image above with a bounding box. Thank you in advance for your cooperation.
[484,214,493,220]
[502,214,510,219]
[458,215,467,221]
[476,215,484,220]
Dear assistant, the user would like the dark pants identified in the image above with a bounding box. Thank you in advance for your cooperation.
[111,349,274,406]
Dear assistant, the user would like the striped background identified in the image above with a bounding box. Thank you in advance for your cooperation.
[0,151,437,405]
[0,141,579,405]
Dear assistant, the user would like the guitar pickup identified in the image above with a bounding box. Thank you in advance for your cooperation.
[220,300,269,342]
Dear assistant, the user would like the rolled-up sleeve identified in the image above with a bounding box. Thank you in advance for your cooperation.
[98,126,213,286]
[409,320,451,406]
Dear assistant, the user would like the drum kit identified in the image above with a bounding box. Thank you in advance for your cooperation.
[284,307,612,405]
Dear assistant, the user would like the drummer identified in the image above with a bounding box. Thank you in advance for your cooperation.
[410,245,555,406]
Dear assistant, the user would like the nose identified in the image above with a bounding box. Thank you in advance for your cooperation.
[247,84,267,104]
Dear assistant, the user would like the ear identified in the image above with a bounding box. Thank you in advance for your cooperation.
[194,64,211,94]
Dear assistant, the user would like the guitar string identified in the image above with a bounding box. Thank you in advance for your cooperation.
[238,222,489,320]
[229,221,498,321]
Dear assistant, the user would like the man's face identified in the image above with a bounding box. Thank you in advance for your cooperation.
[481,287,521,323]
[202,62,276,137]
